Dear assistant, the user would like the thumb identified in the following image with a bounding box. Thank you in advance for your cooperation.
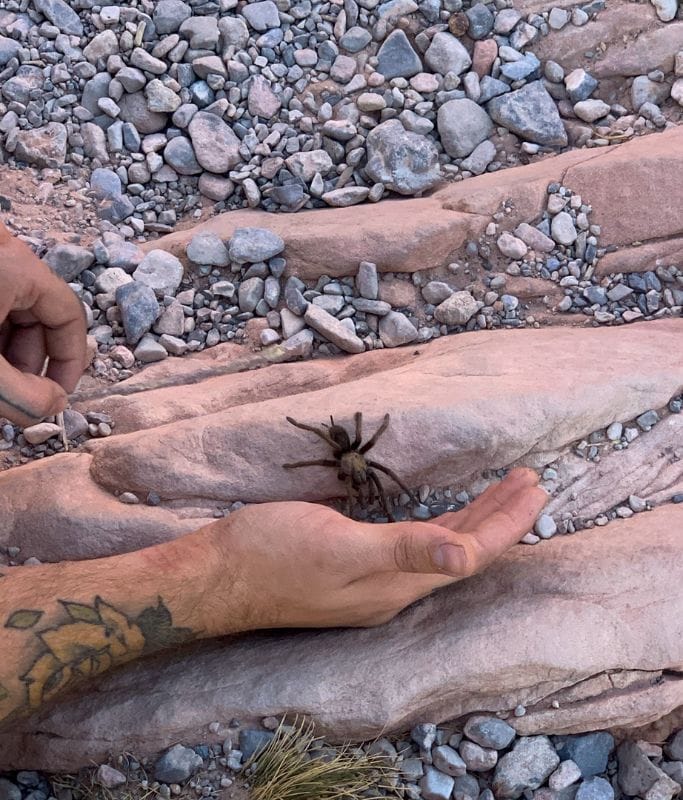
[0,356,68,426]
[387,521,473,577]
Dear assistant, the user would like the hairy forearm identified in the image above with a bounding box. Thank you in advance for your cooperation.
[0,524,238,726]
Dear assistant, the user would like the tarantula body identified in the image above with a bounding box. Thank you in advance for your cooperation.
[283,411,414,521]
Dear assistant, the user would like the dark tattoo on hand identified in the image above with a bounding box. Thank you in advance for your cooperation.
[15,596,194,710]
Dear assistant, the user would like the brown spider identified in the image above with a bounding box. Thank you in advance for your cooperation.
[283,411,415,521]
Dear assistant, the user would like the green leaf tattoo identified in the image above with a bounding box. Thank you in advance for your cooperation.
[136,597,194,653]
[5,610,44,629]
[0,682,9,702]
[60,601,102,624]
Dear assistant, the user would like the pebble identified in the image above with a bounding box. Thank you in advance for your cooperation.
[155,744,203,783]
[239,729,275,760]
[96,766,127,789]
[459,740,498,771]
[534,514,557,539]
[304,304,365,353]
[464,716,516,750]
[134,335,168,363]
[636,410,659,431]
[437,98,494,159]
[549,760,582,790]
[116,282,160,344]
[434,291,480,326]
[551,212,578,246]
[0,780,21,800]
[498,232,528,260]
[432,746,467,777]
[365,120,441,196]
[186,233,229,266]
[487,82,568,147]
[576,776,615,800]
[133,250,184,297]
[411,723,437,750]
[22,423,62,445]
[555,733,614,777]
[229,228,285,264]
[379,311,418,347]
[420,766,455,800]
[493,736,560,799]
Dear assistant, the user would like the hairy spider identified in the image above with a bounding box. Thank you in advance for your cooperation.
[283,411,414,521]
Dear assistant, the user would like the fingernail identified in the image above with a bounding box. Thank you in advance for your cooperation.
[432,543,463,575]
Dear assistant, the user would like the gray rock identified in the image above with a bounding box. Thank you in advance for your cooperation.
[238,277,265,312]
[514,223,555,253]
[229,228,285,263]
[45,244,94,281]
[583,286,607,305]
[401,757,425,782]
[340,26,372,53]
[248,76,281,119]
[438,98,494,159]
[284,277,308,315]
[464,716,516,750]
[198,174,234,201]
[432,744,467,776]
[665,731,683,760]
[118,92,169,135]
[0,779,21,800]
[285,150,333,182]
[90,168,121,200]
[576,776,614,800]
[422,281,453,304]
[0,37,21,67]
[304,305,365,353]
[461,139,496,175]
[117,67,147,94]
[493,736,560,799]
[62,410,89,440]
[500,53,541,82]
[459,740,497,771]
[94,268,133,295]
[564,69,598,103]
[421,767,455,800]
[331,54,357,83]
[188,112,240,172]
[83,31,119,64]
[187,233,229,266]
[280,329,314,359]
[15,123,67,168]
[631,75,670,111]
[466,3,494,38]
[618,742,674,797]
[357,261,379,299]
[365,119,441,196]
[574,100,610,123]
[434,291,479,325]
[96,766,127,789]
[134,335,168,364]
[145,80,181,113]
[164,137,202,175]
[323,187,370,207]
[352,298,391,316]
[425,32,472,76]
[155,743,203,783]
[116,282,160,345]
[411,722,437,750]
[81,122,109,162]
[479,76,511,104]
[551,212,578,246]
[34,0,83,35]
[98,194,135,225]
[133,250,184,297]
[378,310,418,347]
[376,30,423,79]
[219,16,250,50]
[2,66,44,106]
[487,82,568,147]
[534,514,557,539]
[548,7,570,29]
[497,232,528,260]
[636,409,659,430]
[242,0,280,31]
[153,0,192,34]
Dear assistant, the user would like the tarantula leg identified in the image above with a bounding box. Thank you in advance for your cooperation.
[283,459,338,469]
[359,413,390,454]
[285,416,341,450]
[368,469,395,522]
[367,459,416,501]
[351,411,363,449]
[344,476,357,519]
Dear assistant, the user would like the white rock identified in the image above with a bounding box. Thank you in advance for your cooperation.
[23,423,62,445]
[497,232,528,259]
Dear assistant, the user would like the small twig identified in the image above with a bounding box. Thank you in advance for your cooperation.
[57,411,69,452]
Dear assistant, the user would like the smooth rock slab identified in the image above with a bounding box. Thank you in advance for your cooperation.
[3,504,682,770]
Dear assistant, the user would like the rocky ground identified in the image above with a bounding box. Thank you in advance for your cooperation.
[0,0,682,794]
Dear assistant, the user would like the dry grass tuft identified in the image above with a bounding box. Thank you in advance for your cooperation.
[245,718,400,800]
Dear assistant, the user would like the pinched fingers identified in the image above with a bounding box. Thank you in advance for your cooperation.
[0,356,68,426]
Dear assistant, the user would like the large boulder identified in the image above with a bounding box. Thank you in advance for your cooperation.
[365,120,442,195]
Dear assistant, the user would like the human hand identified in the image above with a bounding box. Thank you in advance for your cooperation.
[211,468,547,631]
[0,226,86,426]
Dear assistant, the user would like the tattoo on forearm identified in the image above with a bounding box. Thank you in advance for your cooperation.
[5,596,194,711]
[0,389,40,423]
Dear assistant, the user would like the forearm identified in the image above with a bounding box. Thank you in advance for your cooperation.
[0,524,238,726]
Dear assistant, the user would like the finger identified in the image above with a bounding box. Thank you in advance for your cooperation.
[376,483,547,577]
[4,321,47,375]
[30,277,87,392]
[433,468,539,532]
[0,356,67,426]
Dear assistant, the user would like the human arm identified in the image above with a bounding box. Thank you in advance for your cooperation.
[0,221,87,426]
[0,468,545,725]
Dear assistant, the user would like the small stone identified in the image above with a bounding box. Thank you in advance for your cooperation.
[438,98,494,158]
[497,232,528,259]
[651,0,677,21]
[229,228,285,263]
[606,422,623,441]
[576,778,614,800]
[555,733,615,778]
[116,282,160,344]
[134,335,168,364]
[45,244,95,282]
[34,0,83,35]
[357,261,379,300]
[421,767,455,800]
[96,766,127,789]
[548,7,570,29]
[23,423,62,445]
[188,112,240,173]
[322,187,370,207]
[155,744,203,783]
[239,277,265,313]
[422,281,453,304]
[551,212,578,246]
[574,100,610,123]
[464,716,516,749]
[549,760,583,790]
[365,120,441,195]
[14,122,68,168]
[432,745,467,777]
[487,81,568,147]
[376,29,423,80]
[493,737,560,799]
[564,69,598,103]
[0,780,21,800]
[434,291,479,326]
[636,410,659,431]
[305,305,365,353]
[378,311,418,347]
[248,76,281,119]
[628,495,647,513]
[534,514,557,539]
[187,233,229,266]
[459,740,498,771]
[62,409,89,439]
[133,250,184,297]
[239,729,275,760]
[425,32,472,76]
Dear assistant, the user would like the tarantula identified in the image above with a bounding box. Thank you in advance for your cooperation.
[283,411,414,521]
